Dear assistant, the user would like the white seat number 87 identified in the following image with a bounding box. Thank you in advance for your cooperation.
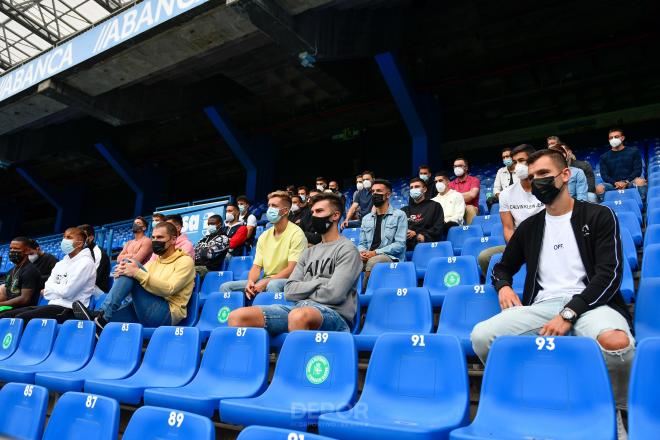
[536,337,555,351]
[168,411,184,428]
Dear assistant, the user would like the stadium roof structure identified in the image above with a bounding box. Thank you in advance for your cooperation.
[0,0,132,73]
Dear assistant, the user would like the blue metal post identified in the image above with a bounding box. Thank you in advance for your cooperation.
[15,167,65,232]
[375,52,441,174]
[204,105,274,201]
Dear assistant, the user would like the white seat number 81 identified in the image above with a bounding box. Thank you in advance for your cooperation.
[168,411,184,427]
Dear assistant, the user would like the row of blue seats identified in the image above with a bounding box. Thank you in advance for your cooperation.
[0,328,658,439]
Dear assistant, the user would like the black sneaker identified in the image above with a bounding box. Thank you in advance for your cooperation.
[93,314,108,340]
[72,300,96,321]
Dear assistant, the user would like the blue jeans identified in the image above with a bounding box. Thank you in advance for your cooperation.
[101,261,171,327]
[258,300,351,335]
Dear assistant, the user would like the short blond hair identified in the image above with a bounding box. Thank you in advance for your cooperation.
[268,190,292,208]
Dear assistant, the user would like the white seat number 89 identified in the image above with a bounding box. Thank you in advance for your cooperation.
[315,332,329,343]
[168,411,184,427]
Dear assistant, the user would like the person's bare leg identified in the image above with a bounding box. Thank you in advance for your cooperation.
[288,307,323,331]
[227,307,265,328]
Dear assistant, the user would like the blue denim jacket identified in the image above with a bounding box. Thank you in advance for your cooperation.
[358,204,407,261]
[568,166,588,201]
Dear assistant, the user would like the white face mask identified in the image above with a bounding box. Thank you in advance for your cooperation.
[28,254,38,263]
[225,213,235,223]
[514,163,529,179]
[291,204,300,212]
[609,137,623,148]
[362,180,372,189]
[454,167,465,177]
[356,182,364,191]
[435,182,446,194]
[419,173,429,181]
[316,184,325,192]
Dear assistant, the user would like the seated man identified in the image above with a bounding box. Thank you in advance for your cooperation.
[418,164,436,197]
[565,144,597,203]
[342,170,375,229]
[79,224,110,293]
[148,214,194,261]
[596,128,647,200]
[402,177,444,250]
[358,179,407,289]
[117,216,153,264]
[228,194,361,334]
[489,147,518,210]
[26,239,58,289]
[0,227,96,323]
[471,149,634,409]
[220,191,307,298]
[237,195,259,250]
[548,144,588,201]
[194,214,230,276]
[0,237,41,310]
[224,203,248,257]
[290,194,321,245]
[151,212,165,228]
[449,157,480,224]
[73,222,195,332]
[432,171,466,235]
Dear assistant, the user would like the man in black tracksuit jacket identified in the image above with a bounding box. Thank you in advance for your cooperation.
[401,178,445,250]
[471,149,634,408]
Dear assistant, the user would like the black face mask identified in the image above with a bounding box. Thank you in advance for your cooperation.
[372,193,386,207]
[8,251,23,265]
[311,214,334,234]
[132,224,144,233]
[531,174,563,205]
[151,240,169,256]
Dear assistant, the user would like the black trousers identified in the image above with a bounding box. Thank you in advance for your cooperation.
[0,305,75,324]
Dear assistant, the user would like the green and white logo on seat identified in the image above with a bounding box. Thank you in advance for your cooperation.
[305,355,330,385]
[2,333,12,350]
[444,271,461,287]
[217,306,231,323]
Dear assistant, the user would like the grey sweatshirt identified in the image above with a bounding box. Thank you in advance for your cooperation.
[284,236,362,324]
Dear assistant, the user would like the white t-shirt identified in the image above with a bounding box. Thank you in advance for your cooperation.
[241,213,257,228]
[534,211,587,303]
[432,189,465,224]
[499,182,544,228]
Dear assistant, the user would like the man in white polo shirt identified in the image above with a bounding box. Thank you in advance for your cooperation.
[477,144,544,273]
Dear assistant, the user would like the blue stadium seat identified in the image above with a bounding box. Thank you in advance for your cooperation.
[0,318,57,369]
[0,382,48,440]
[470,215,502,236]
[647,197,660,214]
[363,261,416,305]
[42,392,119,440]
[143,291,200,339]
[648,208,660,226]
[123,406,215,440]
[199,271,233,303]
[144,327,269,417]
[318,334,469,440]
[641,243,660,278]
[620,227,638,270]
[460,236,506,260]
[0,317,23,361]
[489,222,504,240]
[621,258,635,303]
[437,285,501,357]
[450,336,616,440]
[628,337,660,440]
[252,291,294,306]
[602,199,642,224]
[195,291,245,339]
[91,293,107,310]
[648,186,660,200]
[643,224,660,249]
[489,203,500,215]
[422,256,480,305]
[485,253,526,295]
[341,228,360,245]
[615,211,642,246]
[447,225,484,255]
[35,322,143,393]
[0,320,95,383]
[354,287,433,351]
[84,326,201,404]
[228,256,254,281]
[411,241,454,279]
[238,426,334,440]
[603,188,643,210]
[220,331,357,430]
[633,278,660,342]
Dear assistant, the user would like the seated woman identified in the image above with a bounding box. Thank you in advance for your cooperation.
[73,222,195,333]
[0,227,97,323]
[117,216,153,265]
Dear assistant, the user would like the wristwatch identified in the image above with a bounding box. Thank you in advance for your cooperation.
[560,307,577,324]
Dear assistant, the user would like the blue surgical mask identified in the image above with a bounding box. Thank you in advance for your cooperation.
[419,174,429,181]
[299,194,307,202]
[207,225,217,234]
[410,188,424,200]
[266,207,283,224]
[503,158,513,167]
[61,238,75,255]
[238,204,246,214]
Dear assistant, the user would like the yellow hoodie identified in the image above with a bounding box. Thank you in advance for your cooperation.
[133,248,195,325]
